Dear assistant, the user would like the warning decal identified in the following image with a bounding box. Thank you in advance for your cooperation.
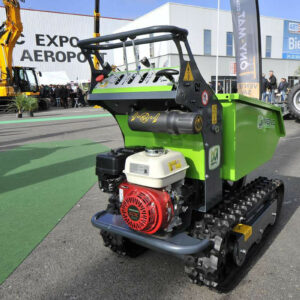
[201,90,209,106]
[183,62,194,81]
[212,104,217,125]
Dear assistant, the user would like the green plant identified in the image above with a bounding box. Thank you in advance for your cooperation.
[24,96,38,112]
[8,94,27,114]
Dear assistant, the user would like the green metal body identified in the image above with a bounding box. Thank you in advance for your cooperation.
[115,93,285,182]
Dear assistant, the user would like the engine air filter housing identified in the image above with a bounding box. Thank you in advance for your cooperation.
[123,149,189,188]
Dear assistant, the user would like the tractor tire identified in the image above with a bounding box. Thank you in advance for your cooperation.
[287,84,300,120]
[38,98,50,111]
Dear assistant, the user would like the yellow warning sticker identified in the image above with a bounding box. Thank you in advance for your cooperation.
[168,160,182,172]
[183,62,194,82]
[212,104,217,125]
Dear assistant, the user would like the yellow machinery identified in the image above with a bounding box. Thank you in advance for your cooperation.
[0,0,45,109]
[0,0,23,97]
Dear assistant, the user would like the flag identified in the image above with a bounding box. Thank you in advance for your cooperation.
[230,0,262,99]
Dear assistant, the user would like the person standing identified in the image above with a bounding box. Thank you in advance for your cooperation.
[49,85,55,106]
[278,78,288,102]
[76,87,85,107]
[268,70,277,104]
[54,85,61,107]
[262,73,269,102]
[40,85,45,98]
[68,86,76,107]
[61,85,69,109]
[217,82,223,94]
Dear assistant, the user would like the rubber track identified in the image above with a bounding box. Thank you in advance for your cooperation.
[185,177,283,288]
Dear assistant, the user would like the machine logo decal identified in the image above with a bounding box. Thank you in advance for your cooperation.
[212,104,217,125]
[183,62,194,81]
[128,205,140,221]
[168,160,182,172]
[201,90,209,106]
[194,115,203,132]
[257,115,276,129]
[209,145,220,170]
[130,112,160,124]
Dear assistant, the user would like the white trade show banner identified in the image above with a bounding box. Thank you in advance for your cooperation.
[0,7,131,82]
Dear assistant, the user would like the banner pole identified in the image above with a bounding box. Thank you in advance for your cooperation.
[215,0,220,93]
[255,0,262,98]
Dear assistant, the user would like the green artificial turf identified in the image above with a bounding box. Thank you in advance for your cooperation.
[0,139,109,284]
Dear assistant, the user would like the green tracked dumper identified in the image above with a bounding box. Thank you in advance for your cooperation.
[78,25,285,288]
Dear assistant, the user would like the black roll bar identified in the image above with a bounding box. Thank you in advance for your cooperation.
[77,25,188,50]
[80,34,174,50]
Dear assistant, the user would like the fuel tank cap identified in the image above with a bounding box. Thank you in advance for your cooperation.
[145,147,166,157]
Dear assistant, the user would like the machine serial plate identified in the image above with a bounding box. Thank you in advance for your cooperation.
[130,163,149,175]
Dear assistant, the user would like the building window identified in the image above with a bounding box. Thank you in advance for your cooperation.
[149,33,154,58]
[204,29,211,55]
[226,32,233,56]
[266,36,272,58]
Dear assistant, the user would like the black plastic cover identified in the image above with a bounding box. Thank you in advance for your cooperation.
[96,147,144,176]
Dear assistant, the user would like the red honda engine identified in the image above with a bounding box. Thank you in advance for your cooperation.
[119,182,174,234]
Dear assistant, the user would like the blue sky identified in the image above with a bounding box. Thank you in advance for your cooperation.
[20,0,299,21]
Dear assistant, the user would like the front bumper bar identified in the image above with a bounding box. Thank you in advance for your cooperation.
[91,211,212,256]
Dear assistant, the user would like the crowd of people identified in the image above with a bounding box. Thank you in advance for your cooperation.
[262,71,289,104]
[208,71,289,104]
[39,84,87,108]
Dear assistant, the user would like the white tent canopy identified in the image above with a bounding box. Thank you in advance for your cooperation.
[39,71,70,85]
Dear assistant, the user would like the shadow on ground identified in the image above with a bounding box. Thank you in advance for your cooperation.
[0,124,116,149]
[0,141,112,194]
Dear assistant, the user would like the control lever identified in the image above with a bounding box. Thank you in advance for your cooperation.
[131,39,140,75]
[122,41,129,76]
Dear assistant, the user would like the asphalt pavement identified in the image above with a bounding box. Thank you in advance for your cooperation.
[0,108,299,300]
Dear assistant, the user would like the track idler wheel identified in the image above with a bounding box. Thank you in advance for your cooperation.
[100,230,147,258]
[232,242,247,267]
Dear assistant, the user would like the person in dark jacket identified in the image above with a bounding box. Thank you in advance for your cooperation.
[217,82,223,94]
[262,73,269,102]
[54,85,61,107]
[61,85,69,109]
[49,85,56,106]
[40,85,45,98]
[44,85,50,98]
[278,78,288,101]
[268,70,277,104]
[76,87,85,107]
[67,86,76,107]
[209,81,215,92]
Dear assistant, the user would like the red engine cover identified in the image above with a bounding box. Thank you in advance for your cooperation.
[119,182,174,234]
